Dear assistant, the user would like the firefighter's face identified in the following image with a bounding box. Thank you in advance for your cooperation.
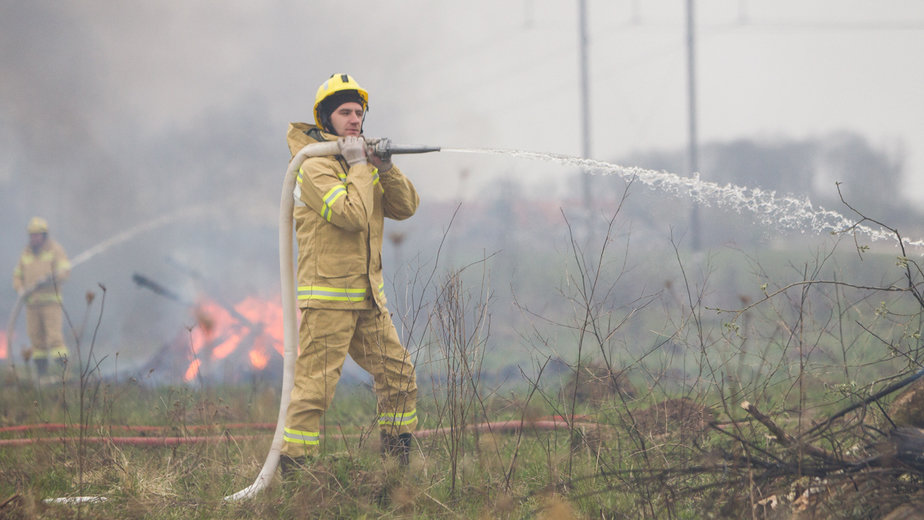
[329,102,364,137]
[29,232,46,249]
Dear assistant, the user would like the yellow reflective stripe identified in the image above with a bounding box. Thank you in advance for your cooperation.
[378,410,417,426]
[372,168,384,193]
[378,282,385,298]
[33,345,68,359]
[321,185,347,222]
[284,427,320,446]
[29,346,67,360]
[297,285,367,302]
[57,259,71,271]
[29,293,62,304]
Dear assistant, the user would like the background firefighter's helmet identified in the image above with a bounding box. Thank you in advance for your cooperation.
[313,73,369,133]
[27,216,49,234]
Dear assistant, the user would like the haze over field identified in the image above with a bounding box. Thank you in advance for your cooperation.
[2,1,922,376]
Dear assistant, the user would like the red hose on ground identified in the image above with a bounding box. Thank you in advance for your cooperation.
[0,416,599,446]
[415,418,599,437]
[0,434,265,447]
[0,423,275,433]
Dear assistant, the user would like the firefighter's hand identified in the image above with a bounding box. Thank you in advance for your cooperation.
[369,155,393,172]
[339,136,367,167]
[367,139,393,172]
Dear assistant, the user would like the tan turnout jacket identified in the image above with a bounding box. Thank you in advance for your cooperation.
[286,122,419,311]
[12,238,71,305]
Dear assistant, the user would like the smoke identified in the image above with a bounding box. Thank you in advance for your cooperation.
[3,1,923,377]
[0,1,467,372]
[0,2,312,370]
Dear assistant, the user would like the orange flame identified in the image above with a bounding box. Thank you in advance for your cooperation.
[249,348,269,371]
[184,358,201,382]
[0,330,7,360]
[183,296,284,381]
[189,301,233,357]
[235,296,285,357]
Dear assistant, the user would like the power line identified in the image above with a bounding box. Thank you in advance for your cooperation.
[707,20,924,33]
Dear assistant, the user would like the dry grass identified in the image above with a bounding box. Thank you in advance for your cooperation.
[6,204,924,518]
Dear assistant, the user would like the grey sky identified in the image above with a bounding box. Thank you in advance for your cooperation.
[4,1,922,206]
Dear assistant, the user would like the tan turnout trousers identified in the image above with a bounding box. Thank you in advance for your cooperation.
[25,303,68,360]
[282,307,418,458]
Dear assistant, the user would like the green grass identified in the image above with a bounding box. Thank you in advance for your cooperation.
[2,352,920,519]
[4,239,924,518]
[0,376,734,519]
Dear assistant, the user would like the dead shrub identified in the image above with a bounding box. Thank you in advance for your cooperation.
[630,397,714,438]
[559,360,636,405]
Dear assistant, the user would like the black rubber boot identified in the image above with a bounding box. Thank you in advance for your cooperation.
[380,430,397,458]
[397,433,413,466]
[380,431,413,466]
[280,454,310,480]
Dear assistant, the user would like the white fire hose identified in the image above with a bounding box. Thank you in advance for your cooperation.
[224,138,438,501]
[5,138,437,505]
[11,139,438,504]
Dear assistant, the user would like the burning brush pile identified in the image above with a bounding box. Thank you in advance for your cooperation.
[132,273,285,384]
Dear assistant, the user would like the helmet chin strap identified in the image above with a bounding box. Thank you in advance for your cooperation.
[321,123,365,137]
[319,112,334,134]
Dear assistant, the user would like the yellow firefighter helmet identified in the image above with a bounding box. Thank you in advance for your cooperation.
[313,73,369,131]
[27,216,49,234]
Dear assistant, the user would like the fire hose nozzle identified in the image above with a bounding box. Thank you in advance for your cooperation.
[366,137,441,157]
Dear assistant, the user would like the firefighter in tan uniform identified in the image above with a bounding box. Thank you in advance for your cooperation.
[280,73,420,473]
[12,217,71,377]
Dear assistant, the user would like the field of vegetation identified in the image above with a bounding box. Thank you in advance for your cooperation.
[4,208,924,519]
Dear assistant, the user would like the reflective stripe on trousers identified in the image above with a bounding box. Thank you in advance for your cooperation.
[378,409,417,427]
[282,306,418,458]
[283,427,320,446]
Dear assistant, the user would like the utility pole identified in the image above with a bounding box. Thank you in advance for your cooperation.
[686,0,701,251]
[578,0,592,231]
